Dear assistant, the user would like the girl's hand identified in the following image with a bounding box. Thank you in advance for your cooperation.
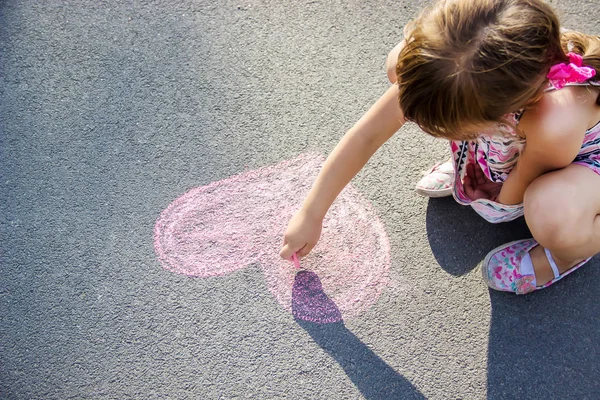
[463,163,502,201]
[279,209,323,261]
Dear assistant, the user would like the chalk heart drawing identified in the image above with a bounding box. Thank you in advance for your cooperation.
[154,153,391,323]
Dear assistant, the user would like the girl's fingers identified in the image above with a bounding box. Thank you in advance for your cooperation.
[281,242,313,261]
[464,183,476,199]
[465,163,501,201]
[280,243,298,260]
[474,188,490,200]
[466,163,475,178]
[475,165,486,185]
[296,243,313,258]
[467,164,484,186]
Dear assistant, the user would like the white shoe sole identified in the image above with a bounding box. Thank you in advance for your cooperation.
[415,186,453,198]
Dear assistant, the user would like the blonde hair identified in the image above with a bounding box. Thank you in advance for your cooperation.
[396,0,566,140]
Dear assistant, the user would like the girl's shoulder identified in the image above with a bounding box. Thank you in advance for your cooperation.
[516,85,598,167]
[519,85,598,143]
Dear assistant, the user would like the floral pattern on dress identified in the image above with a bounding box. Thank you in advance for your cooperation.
[451,95,600,224]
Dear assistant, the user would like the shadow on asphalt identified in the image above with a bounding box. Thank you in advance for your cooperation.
[425,196,530,276]
[426,197,600,398]
[293,272,425,400]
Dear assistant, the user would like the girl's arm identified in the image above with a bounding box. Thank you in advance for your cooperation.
[301,85,405,218]
[280,84,405,259]
[495,148,567,205]
[496,91,588,205]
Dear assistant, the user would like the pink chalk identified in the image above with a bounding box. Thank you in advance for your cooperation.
[292,253,301,269]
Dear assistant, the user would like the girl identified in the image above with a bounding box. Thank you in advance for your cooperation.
[279,0,600,295]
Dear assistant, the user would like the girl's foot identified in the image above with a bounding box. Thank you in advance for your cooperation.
[415,160,454,198]
[481,239,590,294]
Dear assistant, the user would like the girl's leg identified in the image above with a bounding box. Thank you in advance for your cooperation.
[524,164,600,286]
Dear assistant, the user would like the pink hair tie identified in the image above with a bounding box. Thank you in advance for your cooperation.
[547,52,596,89]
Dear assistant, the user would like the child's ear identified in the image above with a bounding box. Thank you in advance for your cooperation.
[386,40,406,84]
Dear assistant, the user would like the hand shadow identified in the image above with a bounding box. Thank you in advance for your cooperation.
[425,196,531,276]
[293,271,425,400]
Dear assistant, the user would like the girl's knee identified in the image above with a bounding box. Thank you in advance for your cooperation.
[524,178,586,249]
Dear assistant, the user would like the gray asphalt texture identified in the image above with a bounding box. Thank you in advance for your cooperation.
[1,0,599,399]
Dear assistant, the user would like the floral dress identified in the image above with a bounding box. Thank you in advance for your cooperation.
[450,82,600,223]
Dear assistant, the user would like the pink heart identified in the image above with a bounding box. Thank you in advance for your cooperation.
[154,153,391,322]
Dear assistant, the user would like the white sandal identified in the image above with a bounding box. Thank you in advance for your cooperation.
[481,238,591,295]
[415,160,454,198]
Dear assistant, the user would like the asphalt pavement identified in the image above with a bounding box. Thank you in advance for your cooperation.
[1,0,599,398]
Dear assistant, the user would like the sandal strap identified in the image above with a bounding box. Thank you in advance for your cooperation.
[422,162,442,175]
[421,160,453,176]
[544,248,561,279]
